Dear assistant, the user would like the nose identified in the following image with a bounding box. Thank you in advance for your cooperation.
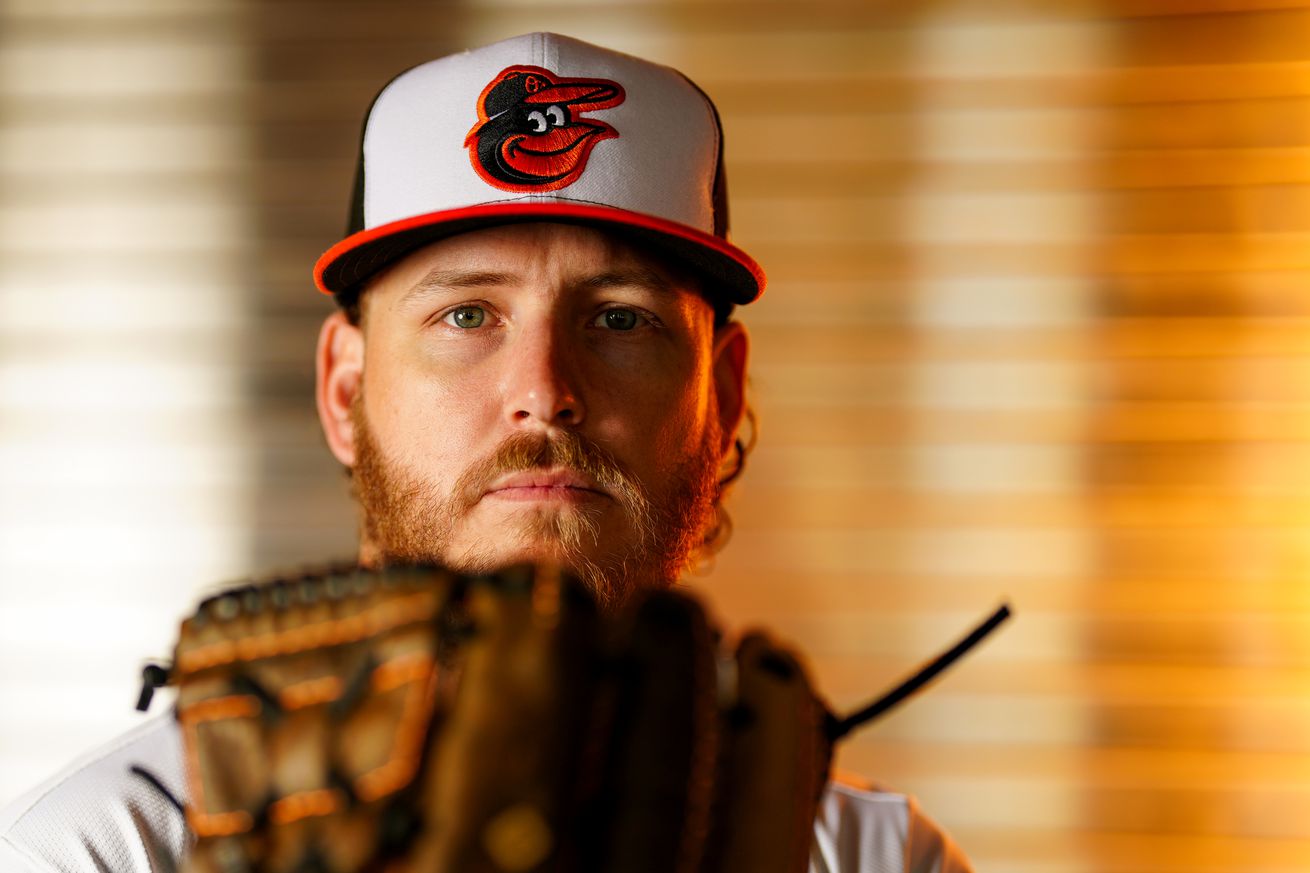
[502,325,585,429]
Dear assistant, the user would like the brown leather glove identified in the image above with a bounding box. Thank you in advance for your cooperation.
[166,564,832,873]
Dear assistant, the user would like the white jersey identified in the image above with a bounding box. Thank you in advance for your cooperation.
[0,716,972,873]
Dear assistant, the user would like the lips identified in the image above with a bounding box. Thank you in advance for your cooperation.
[484,468,609,502]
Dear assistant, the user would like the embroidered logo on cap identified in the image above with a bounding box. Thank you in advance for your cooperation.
[465,65,625,193]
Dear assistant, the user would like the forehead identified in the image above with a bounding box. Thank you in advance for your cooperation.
[360,222,705,311]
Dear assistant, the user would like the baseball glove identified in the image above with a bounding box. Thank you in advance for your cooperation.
[142,563,1010,873]
[157,564,833,873]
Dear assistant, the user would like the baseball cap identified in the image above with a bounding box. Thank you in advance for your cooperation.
[313,32,765,316]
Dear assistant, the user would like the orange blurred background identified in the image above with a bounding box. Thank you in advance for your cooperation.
[3,1,1310,871]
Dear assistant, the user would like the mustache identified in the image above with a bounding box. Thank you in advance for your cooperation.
[451,430,650,515]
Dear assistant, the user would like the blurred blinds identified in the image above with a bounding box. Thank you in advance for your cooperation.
[692,3,1310,873]
[695,6,1106,871]
[2,2,1309,872]
[0,0,254,800]
[238,3,463,568]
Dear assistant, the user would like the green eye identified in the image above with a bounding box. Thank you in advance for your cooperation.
[445,306,486,329]
[600,309,640,330]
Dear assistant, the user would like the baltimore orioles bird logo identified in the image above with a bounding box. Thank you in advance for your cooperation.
[465,65,626,192]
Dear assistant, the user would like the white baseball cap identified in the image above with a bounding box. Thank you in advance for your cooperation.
[313,32,765,315]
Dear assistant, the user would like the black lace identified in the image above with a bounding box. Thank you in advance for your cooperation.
[829,602,1013,740]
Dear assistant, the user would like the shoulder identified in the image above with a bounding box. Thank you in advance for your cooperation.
[0,716,190,873]
[810,773,974,873]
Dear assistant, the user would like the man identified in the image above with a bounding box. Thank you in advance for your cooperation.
[0,33,972,872]
[317,221,744,610]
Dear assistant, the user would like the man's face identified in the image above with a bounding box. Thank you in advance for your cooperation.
[315,223,748,605]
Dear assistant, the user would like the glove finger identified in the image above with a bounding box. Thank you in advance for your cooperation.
[703,631,833,873]
[581,589,720,873]
[410,564,599,873]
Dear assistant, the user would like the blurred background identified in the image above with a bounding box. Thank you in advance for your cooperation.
[3,0,1310,870]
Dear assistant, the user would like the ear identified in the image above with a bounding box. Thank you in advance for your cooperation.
[710,320,749,457]
[316,310,365,467]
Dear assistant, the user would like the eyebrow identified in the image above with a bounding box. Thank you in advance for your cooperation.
[400,269,518,305]
[577,268,679,298]
[400,265,682,305]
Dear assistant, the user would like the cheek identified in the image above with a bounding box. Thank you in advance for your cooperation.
[361,350,498,472]
[597,356,715,462]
